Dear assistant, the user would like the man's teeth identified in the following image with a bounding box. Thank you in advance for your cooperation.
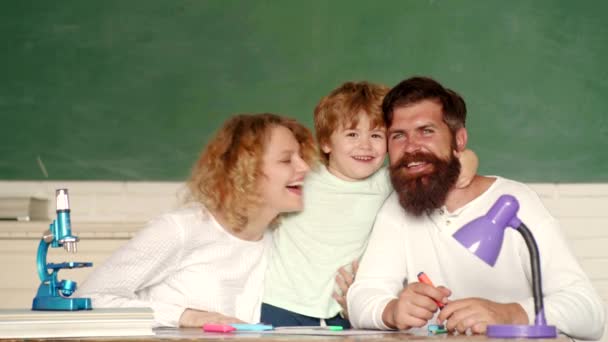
[353,156,373,161]
[407,161,425,168]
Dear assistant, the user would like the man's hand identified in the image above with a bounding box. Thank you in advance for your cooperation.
[437,298,528,334]
[179,308,244,327]
[454,149,479,189]
[333,260,359,319]
[382,282,451,330]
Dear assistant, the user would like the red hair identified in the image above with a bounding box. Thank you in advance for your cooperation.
[187,113,316,232]
[314,81,389,164]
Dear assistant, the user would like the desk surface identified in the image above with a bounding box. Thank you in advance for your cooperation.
[0,328,571,342]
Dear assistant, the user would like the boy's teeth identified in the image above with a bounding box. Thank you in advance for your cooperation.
[353,156,373,161]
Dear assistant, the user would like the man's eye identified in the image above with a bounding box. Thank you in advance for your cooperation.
[391,133,404,140]
[423,128,434,134]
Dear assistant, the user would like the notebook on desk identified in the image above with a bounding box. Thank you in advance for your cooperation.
[0,307,154,338]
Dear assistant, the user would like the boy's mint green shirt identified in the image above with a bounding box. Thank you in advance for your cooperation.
[263,165,392,318]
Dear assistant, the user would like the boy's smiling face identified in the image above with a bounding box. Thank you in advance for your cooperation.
[321,113,387,181]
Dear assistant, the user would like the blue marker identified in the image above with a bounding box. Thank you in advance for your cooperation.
[229,323,274,331]
[274,325,343,331]
[428,324,448,335]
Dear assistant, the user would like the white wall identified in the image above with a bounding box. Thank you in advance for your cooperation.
[0,181,606,339]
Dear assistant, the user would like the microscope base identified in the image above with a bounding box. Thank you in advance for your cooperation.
[32,296,92,311]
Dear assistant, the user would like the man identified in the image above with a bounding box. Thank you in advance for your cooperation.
[347,76,605,340]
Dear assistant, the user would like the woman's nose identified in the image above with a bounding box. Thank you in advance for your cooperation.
[295,155,310,174]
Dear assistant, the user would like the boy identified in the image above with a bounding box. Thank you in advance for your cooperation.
[261,81,477,328]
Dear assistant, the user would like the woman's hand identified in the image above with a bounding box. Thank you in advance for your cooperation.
[179,308,244,327]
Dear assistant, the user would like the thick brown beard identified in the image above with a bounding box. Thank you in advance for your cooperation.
[389,151,461,217]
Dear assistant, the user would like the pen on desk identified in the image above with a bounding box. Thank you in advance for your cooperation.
[320,326,343,331]
[428,324,448,335]
[229,323,274,331]
[274,325,343,331]
[417,272,445,309]
[202,323,236,332]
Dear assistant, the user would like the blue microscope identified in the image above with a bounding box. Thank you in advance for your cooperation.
[32,189,93,310]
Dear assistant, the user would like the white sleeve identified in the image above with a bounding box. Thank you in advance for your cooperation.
[347,196,408,330]
[76,216,186,327]
[518,217,605,340]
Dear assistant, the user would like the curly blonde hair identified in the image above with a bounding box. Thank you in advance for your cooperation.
[187,113,317,232]
[314,81,389,165]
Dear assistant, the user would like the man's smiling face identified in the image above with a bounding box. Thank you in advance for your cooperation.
[387,99,465,216]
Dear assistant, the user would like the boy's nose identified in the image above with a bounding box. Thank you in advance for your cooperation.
[359,137,372,149]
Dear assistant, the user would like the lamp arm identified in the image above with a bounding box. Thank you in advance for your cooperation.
[517,223,546,325]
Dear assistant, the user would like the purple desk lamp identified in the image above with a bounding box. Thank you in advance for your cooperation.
[452,194,557,338]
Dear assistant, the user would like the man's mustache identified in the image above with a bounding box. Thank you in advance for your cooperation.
[392,151,443,170]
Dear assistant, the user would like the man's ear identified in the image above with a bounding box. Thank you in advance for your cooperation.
[454,127,468,153]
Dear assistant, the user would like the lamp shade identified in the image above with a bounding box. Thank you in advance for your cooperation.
[453,195,522,266]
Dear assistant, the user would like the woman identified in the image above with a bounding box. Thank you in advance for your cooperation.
[76,113,316,327]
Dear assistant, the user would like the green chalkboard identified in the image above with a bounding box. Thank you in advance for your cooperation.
[1,0,607,181]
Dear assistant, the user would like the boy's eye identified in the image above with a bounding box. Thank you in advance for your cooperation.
[281,159,292,164]
[346,132,358,137]
[372,133,385,139]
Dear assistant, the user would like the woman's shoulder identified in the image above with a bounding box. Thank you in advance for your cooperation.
[146,203,215,235]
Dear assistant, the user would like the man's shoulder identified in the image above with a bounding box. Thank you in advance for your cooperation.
[376,192,406,218]
[489,176,541,201]
[484,176,551,217]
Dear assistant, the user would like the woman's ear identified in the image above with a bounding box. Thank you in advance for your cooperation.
[321,143,332,154]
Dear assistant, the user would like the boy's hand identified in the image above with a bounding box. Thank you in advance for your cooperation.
[455,149,479,189]
[179,308,243,327]
[333,259,359,319]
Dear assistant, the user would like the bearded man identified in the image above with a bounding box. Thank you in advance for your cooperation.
[347,76,604,340]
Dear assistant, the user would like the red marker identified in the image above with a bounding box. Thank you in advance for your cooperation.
[417,272,445,309]
[202,323,236,333]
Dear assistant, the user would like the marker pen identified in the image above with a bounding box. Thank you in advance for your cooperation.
[417,272,445,309]
[202,323,236,333]
[274,325,343,331]
[428,324,448,335]
[229,323,274,331]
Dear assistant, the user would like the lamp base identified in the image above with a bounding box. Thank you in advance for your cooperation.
[487,324,557,338]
